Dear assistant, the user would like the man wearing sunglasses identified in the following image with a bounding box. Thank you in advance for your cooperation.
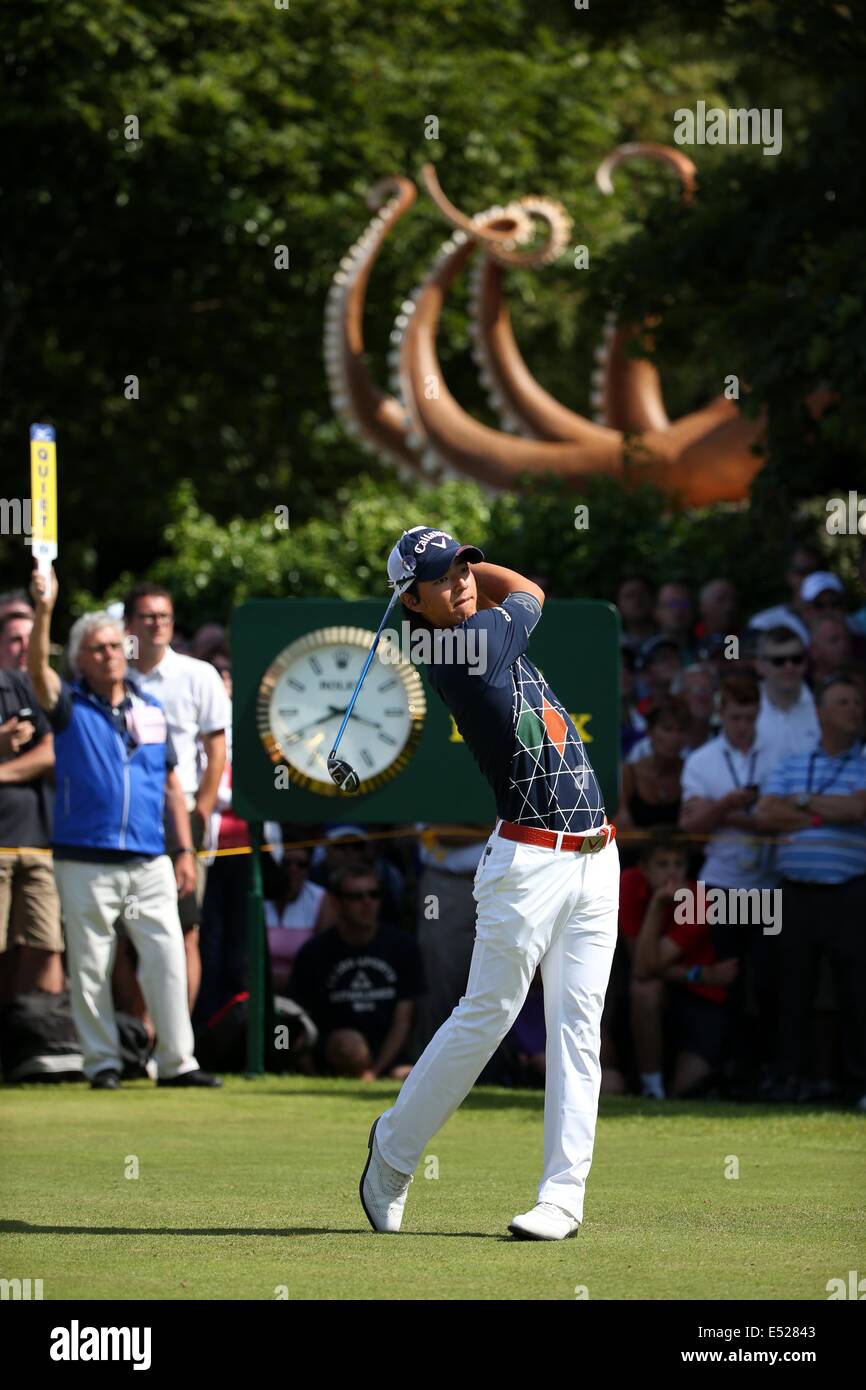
[288,862,423,1083]
[755,626,820,771]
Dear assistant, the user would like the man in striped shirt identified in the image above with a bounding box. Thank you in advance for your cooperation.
[755,674,866,1109]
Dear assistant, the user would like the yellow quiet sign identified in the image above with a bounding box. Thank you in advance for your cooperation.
[30,423,58,575]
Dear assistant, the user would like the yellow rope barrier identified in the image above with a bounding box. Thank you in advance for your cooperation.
[2,824,865,859]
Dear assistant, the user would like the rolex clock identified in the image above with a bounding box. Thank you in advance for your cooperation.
[256,626,426,796]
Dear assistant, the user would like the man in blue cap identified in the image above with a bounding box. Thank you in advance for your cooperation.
[360,526,619,1240]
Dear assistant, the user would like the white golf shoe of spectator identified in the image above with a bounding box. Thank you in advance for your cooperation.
[359,1117,413,1233]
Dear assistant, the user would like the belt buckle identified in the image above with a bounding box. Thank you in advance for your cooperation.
[580,826,607,855]
[554,830,565,853]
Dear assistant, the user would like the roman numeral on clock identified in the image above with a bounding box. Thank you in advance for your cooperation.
[360,748,374,768]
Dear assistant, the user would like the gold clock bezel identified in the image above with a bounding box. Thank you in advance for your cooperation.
[256,625,426,796]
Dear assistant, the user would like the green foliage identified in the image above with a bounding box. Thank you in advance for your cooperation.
[2,0,862,611]
[69,474,846,635]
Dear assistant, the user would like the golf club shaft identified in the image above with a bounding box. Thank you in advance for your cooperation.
[329,587,402,758]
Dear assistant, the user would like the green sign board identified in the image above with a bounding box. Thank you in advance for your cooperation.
[231,599,621,824]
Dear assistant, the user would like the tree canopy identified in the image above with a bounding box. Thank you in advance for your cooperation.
[1,0,862,622]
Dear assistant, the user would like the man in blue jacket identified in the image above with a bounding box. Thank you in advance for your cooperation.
[28,567,220,1090]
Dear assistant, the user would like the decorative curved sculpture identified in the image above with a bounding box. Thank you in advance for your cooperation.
[323,175,418,469]
[323,147,767,505]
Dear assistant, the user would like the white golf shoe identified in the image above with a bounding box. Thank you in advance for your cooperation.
[508,1202,580,1241]
[359,1117,414,1233]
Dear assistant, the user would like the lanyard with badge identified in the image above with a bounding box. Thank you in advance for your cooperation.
[722,748,757,790]
[722,746,762,872]
[805,747,855,797]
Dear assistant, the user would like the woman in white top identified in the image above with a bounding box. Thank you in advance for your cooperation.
[264,848,337,993]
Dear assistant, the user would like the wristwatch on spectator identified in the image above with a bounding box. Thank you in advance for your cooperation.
[175,847,195,858]
[795,792,810,810]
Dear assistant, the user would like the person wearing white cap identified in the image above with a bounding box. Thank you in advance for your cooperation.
[746,543,822,647]
[799,570,846,635]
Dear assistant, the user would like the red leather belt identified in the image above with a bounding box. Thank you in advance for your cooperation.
[496,817,616,854]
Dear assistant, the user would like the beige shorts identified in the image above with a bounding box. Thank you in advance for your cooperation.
[162,803,208,932]
[0,850,64,953]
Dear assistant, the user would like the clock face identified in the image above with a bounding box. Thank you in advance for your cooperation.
[257,626,426,795]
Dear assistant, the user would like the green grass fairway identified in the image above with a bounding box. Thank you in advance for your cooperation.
[2,1078,864,1300]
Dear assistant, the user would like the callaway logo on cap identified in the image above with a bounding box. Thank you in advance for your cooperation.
[386,525,484,592]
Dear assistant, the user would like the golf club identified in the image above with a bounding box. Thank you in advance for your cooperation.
[327,583,405,793]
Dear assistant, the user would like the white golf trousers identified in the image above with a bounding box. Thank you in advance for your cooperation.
[53,855,198,1082]
[376,826,620,1222]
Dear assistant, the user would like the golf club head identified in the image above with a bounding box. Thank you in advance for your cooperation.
[327,754,360,795]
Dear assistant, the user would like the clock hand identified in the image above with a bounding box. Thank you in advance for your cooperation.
[284,711,341,744]
[327,704,382,731]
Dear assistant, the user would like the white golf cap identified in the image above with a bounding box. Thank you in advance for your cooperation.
[800,571,844,602]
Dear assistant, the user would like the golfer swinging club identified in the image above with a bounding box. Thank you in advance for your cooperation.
[358,525,620,1240]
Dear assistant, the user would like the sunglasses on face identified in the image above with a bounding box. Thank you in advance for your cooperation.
[766,653,805,667]
[284,859,309,870]
[340,889,380,902]
[813,596,843,610]
[138,612,173,624]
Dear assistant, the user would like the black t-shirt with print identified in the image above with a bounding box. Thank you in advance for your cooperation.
[288,924,425,1052]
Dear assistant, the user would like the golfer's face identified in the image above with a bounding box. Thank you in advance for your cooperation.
[417,560,477,626]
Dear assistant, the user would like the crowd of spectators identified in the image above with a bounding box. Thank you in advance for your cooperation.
[0,533,864,1109]
[607,540,866,1107]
